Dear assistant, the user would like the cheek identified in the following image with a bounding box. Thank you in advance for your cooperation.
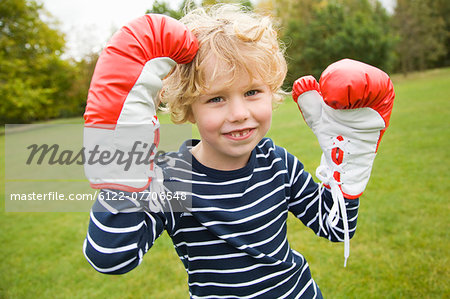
[254,100,273,126]
[194,113,222,136]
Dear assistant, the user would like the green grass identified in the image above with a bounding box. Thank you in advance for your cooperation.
[1,68,449,298]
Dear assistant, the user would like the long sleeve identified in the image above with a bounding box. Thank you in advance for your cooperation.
[279,147,359,242]
[83,189,166,274]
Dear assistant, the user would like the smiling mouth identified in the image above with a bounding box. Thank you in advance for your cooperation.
[225,128,254,140]
[230,129,250,137]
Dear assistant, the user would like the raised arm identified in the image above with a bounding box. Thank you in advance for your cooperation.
[82,14,197,273]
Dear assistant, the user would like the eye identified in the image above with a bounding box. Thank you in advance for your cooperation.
[207,97,223,103]
[245,90,259,97]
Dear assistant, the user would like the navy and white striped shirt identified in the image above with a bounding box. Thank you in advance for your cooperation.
[83,138,359,298]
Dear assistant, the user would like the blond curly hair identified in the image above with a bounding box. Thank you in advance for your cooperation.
[161,4,288,124]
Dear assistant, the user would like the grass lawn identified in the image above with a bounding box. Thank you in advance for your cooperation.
[1,67,449,298]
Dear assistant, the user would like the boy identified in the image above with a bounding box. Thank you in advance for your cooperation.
[83,4,394,298]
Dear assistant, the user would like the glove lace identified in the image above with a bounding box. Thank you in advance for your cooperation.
[316,137,351,267]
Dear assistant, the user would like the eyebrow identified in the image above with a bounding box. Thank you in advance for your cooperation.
[202,80,265,96]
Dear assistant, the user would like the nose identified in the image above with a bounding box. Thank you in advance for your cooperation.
[227,96,250,122]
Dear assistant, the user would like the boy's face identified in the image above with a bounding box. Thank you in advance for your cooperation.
[189,57,273,170]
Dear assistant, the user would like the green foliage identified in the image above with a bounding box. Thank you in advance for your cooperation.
[60,52,98,119]
[282,0,396,85]
[146,0,253,19]
[393,0,448,73]
[0,0,82,124]
[434,0,450,67]
[145,0,194,19]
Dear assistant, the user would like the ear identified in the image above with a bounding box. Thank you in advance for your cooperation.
[186,107,196,124]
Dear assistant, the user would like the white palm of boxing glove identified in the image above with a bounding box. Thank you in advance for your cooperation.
[292,59,395,265]
[83,14,198,192]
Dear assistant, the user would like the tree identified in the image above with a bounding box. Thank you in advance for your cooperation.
[0,0,77,123]
[146,0,253,19]
[281,0,396,86]
[433,0,450,67]
[146,0,195,19]
[60,51,99,118]
[392,0,447,74]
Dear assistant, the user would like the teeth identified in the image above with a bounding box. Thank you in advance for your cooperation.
[230,129,250,137]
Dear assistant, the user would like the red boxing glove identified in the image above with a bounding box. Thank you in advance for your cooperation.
[293,59,395,198]
[293,59,395,266]
[84,14,198,192]
[319,59,394,149]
